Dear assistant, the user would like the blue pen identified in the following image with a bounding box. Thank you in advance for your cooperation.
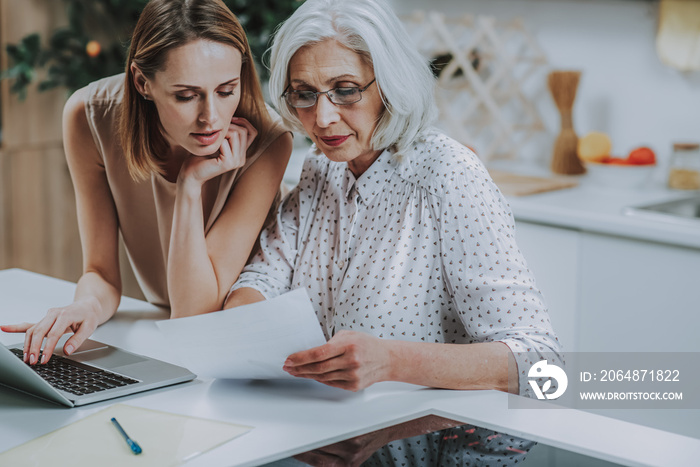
[111,417,143,455]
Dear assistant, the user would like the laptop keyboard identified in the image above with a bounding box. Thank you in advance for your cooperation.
[10,348,140,396]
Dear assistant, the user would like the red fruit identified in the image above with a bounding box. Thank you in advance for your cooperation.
[627,147,656,165]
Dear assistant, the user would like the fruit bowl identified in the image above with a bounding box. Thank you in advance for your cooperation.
[584,161,657,189]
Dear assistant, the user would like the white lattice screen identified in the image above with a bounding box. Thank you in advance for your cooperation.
[402,11,549,163]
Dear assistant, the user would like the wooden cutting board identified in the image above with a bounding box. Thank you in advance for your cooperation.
[488,169,578,197]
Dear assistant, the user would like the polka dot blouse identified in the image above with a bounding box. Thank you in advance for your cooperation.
[365,423,535,466]
[233,129,562,396]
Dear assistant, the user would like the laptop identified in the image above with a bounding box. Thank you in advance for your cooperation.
[0,339,196,407]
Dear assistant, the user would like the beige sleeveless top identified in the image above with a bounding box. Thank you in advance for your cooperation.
[84,74,288,308]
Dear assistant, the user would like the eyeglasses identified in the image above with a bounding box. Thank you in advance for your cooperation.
[282,78,376,108]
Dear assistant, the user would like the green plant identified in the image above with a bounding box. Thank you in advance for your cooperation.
[1,0,303,100]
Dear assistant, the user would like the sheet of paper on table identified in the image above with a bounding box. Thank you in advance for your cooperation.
[156,288,327,379]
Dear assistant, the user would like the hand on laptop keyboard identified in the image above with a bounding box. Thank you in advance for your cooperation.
[10,348,139,396]
[1,299,102,366]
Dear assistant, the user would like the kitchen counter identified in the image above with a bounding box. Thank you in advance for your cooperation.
[3,269,700,466]
[483,157,700,249]
[505,180,700,250]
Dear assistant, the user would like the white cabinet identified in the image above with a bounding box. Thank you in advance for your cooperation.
[514,221,700,353]
[577,232,700,352]
[514,222,580,352]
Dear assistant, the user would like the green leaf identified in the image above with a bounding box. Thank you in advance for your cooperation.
[38,80,59,92]
[50,28,78,49]
[23,34,42,60]
[5,34,42,66]
[5,44,22,62]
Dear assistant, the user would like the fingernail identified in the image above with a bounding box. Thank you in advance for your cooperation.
[40,354,46,364]
[23,352,27,362]
[64,344,74,355]
[29,354,36,365]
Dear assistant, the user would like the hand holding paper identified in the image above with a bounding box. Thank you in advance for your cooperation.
[156,288,327,379]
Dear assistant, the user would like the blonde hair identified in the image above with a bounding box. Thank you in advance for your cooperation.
[120,0,270,180]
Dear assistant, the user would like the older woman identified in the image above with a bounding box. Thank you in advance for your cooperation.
[226,0,561,396]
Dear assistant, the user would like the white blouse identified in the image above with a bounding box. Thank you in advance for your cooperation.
[233,129,562,396]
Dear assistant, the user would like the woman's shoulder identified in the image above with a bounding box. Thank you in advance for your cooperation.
[84,73,125,107]
[64,74,123,113]
[400,129,493,197]
[412,129,482,167]
[78,73,124,130]
[63,74,125,165]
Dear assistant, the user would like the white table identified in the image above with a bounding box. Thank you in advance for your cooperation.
[1,268,698,466]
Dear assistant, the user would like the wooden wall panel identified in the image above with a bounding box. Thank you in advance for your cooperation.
[43,145,82,281]
[4,143,144,299]
[1,0,69,277]
[1,0,65,150]
[0,0,145,302]
[8,147,47,273]
[5,144,80,281]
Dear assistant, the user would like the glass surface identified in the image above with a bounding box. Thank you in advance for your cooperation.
[0,403,251,466]
[263,415,625,466]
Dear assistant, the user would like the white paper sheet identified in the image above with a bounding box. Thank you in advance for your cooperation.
[155,288,327,379]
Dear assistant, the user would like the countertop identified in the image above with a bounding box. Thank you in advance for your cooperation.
[2,268,700,467]
[504,176,700,250]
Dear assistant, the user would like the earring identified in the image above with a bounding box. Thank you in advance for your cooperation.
[142,94,150,101]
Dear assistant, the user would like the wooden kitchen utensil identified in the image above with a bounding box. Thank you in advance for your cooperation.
[548,70,585,175]
[488,169,578,196]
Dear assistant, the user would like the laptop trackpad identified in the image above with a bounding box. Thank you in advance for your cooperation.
[69,339,110,354]
[69,347,147,369]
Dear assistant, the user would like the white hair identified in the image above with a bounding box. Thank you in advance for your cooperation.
[267,0,437,156]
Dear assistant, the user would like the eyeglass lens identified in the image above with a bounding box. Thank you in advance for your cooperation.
[287,87,361,108]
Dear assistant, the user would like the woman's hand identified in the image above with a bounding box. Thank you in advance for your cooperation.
[0,298,101,365]
[293,415,464,466]
[283,330,393,391]
[293,430,388,467]
[179,117,258,188]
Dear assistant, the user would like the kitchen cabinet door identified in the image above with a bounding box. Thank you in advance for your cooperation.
[577,232,700,352]
[514,221,580,352]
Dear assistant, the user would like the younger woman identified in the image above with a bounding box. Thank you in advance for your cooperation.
[2,0,292,364]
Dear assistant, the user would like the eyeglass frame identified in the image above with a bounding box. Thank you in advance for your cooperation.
[282,78,376,109]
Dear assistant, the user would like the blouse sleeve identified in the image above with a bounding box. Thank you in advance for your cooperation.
[433,157,563,397]
[229,184,301,300]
